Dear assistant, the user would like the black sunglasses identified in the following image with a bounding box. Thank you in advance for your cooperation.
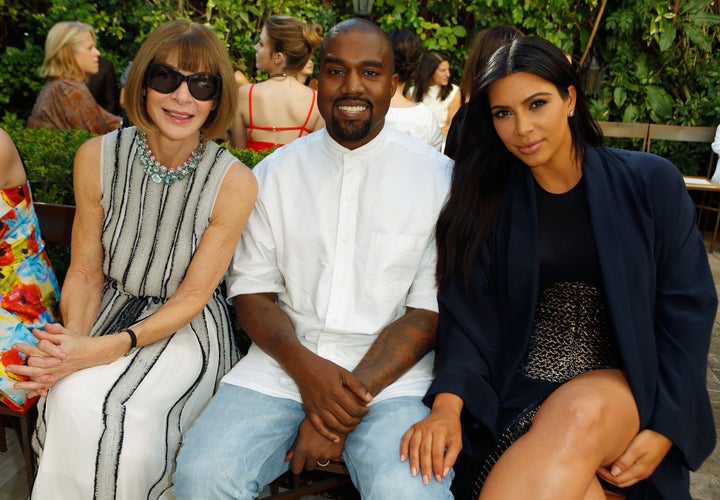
[145,63,222,101]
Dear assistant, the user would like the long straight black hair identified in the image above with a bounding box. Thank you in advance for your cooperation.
[436,36,603,290]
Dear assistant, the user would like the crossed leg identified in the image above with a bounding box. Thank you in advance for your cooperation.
[479,369,640,500]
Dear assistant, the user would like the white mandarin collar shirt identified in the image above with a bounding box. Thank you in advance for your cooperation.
[223,126,452,404]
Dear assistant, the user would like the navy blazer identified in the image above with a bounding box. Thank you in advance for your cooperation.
[427,145,717,499]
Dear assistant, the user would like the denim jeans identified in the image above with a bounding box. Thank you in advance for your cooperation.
[173,384,453,499]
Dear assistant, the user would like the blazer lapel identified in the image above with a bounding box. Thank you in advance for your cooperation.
[499,170,540,397]
[584,147,640,358]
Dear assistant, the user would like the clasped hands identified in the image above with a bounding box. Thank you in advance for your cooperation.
[285,353,372,474]
[7,322,92,397]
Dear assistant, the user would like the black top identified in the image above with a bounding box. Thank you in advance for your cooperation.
[443,103,467,159]
[535,176,601,290]
[87,58,121,115]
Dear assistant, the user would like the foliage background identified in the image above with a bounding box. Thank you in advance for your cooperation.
[1,0,719,173]
[0,0,718,275]
[2,0,719,123]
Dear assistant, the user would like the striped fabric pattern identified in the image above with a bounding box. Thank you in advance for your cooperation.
[32,127,240,499]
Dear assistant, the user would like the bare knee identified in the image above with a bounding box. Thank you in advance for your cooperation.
[530,371,639,460]
[532,392,609,454]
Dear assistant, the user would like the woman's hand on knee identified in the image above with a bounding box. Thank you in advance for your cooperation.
[399,393,463,485]
[597,429,672,488]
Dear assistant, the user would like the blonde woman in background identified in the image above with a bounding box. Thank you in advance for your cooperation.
[229,15,324,152]
[28,21,121,134]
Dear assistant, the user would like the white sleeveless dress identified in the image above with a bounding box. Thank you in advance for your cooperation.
[32,126,240,500]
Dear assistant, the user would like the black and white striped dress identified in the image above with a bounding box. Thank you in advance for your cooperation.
[32,127,240,500]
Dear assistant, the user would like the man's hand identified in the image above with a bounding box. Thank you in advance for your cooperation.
[597,429,672,488]
[290,350,372,442]
[234,293,371,442]
[285,418,347,474]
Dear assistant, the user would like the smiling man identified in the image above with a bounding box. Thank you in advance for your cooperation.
[174,18,454,499]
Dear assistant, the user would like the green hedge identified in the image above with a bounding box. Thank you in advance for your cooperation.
[1,117,270,285]
[3,114,94,204]
[1,115,269,204]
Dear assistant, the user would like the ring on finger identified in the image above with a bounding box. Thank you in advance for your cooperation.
[317,460,330,467]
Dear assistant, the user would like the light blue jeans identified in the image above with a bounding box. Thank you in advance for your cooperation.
[173,384,454,499]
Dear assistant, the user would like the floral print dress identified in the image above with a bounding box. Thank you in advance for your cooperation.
[0,181,60,411]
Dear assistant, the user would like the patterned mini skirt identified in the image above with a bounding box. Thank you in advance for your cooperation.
[473,281,622,497]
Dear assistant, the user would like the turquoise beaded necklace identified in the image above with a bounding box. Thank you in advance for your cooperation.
[135,131,205,185]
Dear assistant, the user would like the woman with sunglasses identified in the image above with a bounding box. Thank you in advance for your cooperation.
[400,36,716,499]
[28,21,122,134]
[229,15,324,151]
[9,20,258,499]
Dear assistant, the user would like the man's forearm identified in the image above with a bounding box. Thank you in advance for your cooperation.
[352,307,438,396]
[235,292,371,437]
[234,292,307,367]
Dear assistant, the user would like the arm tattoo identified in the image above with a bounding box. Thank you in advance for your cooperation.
[353,308,438,396]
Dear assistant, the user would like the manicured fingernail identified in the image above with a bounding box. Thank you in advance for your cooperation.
[443,467,450,477]
[435,473,442,482]
[400,454,406,462]
[611,465,621,476]
[411,466,417,477]
[422,474,429,485]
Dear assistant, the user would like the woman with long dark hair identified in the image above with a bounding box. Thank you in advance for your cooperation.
[385,29,443,150]
[401,36,716,499]
[443,25,523,159]
[410,49,461,138]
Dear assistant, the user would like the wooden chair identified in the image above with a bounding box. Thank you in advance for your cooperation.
[646,124,719,252]
[646,124,717,177]
[262,458,356,499]
[33,202,76,245]
[0,404,39,489]
[0,202,75,489]
[598,121,650,151]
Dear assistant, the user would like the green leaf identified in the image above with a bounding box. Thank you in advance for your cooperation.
[622,104,639,123]
[658,24,676,51]
[613,87,627,108]
[452,25,467,37]
[645,86,673,120]
[689,12,720,27]
[686,25,712,52]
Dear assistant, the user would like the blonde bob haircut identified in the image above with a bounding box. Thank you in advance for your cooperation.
[124,20,237,140]
[40,21,96,81]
